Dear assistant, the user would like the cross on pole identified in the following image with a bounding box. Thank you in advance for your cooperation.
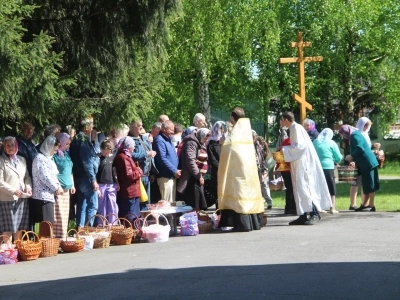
[278,32,323,123]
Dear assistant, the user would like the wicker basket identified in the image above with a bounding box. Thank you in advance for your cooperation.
[15,231,43,261]
[111,218,134,245]
[197,211,212,233]
[82,214,107,233]
[104,213,124,232]
[126,213,144,243]
[60,229,85,253]
[39,221,60,257]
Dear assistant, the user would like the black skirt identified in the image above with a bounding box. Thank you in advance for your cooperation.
[218,209,263,232]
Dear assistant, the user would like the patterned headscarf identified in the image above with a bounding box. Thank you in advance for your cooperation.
[304,118,316,134]
[57,132,70,157]
[316,128,334,141]
[196,128,210,144]
[209,121,225,142]
[3,136,19,166]
[118,136,135,156]
[339,125,357,140]
[40,135,58,158]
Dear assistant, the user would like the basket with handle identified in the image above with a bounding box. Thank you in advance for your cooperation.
[111,218,134,245]
[39,221,60,257]
[89,215,111,249]
[82,214,107,233]
[197,210,212,233]
[15,231,43,261]
[60,229,85,253]
[0,235,18,265]
[268,165,284,191]
[126,213,145,243]
[142,212,170,243]
[104,213,124,232]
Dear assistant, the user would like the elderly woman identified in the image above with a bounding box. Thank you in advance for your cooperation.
[177,128,210,210]
[206,121,225,208]
[32,136,63,224]
[113,136,143,221]
[313,128,343,213]
[303,118,319,141]
[52,132,75,238]
[339,125,379,212]
[0,137,32,241]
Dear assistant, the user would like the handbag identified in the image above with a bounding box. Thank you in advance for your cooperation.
[139,179,148,203]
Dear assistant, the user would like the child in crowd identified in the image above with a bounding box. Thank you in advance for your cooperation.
[97,140,119,224]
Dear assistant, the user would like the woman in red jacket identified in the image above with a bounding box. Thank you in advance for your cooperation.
[113,137,143,221]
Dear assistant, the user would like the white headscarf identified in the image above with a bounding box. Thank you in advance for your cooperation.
[40,135,57,158]
[209,121,225,142]
[356,117,372,147]
[196,128,210,144]
[316,128,334,142]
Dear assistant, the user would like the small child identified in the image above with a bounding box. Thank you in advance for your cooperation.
[96,140,120,224]
[373,143,385,168]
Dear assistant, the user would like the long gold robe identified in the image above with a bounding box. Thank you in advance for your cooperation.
[217,118,264,214]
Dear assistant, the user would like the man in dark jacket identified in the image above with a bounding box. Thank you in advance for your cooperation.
[153,120,181,203]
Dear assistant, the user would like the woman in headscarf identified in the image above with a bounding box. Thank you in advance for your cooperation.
[206,121,225,208]
[303,118,319,141]
[313,128,343,213]
[339,125,379,211]
[0,137,32,241]
[52,132,75,238]
[113,136,143,222]
[32,135,63,224]
[177,128,211,210]
[218,107,264,232]
[356,117,372,148]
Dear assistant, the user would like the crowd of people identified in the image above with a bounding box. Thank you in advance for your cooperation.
[0,108,383,240]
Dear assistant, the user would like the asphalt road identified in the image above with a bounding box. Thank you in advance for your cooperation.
[1,209,400,300]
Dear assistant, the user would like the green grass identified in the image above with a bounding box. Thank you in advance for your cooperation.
[270,179,400,212]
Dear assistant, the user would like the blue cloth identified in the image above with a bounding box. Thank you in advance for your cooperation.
[131,134,152,176]
[52,152,74,190]
[153,133,178,178]
[75,178,98,227]
[350,131,379,173]
[16,135,38,177]
[117,197,140,221]
[69,132,99,183]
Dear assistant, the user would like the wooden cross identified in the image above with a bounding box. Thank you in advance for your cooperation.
[279,32,323,123]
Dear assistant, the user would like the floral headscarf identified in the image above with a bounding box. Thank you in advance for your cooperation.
[196,128,210,144]
[118,136,135,156]
[339,125,357,140]
[3,136,19,166]
[304,118,316,134]
[316,128,334,142]
[209,121,225,142]
[57,132,70,157]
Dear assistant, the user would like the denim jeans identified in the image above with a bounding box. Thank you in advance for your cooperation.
[75,178,98,227]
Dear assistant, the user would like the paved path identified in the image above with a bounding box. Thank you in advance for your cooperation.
[1,210,400,300]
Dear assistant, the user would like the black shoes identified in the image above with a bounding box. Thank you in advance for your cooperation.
[369,206,376,212]
[289,216,307,225]
[266,205,272,210]
[349,205,357,210]
[355,205,371,212]
[289,214,320,226]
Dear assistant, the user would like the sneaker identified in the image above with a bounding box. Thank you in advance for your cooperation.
[369,206,376,212]
[304,215,320,225]
[349,205,357,210]
[266,205,272,210]
[289,216,306,225]
[355,205,371,212]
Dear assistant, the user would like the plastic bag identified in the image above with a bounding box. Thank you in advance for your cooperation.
[180,212,199,236]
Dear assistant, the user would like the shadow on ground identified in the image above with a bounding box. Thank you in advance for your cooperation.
[2,262,400,299]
